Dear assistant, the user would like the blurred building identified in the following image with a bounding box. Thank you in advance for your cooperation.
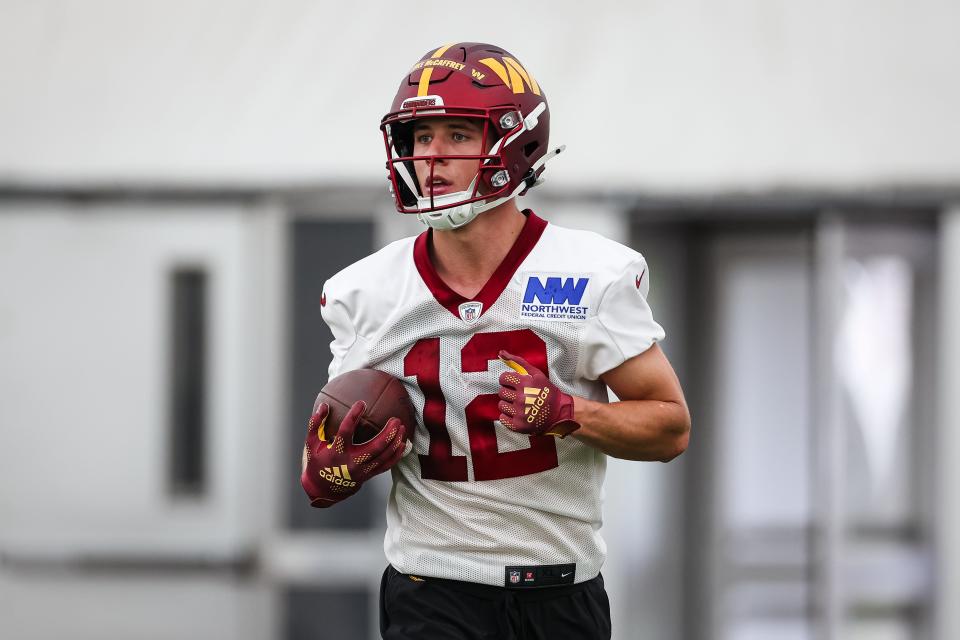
[1,2,959,639]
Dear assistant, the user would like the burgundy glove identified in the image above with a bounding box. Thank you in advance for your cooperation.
[497,350,581,438]
[301,400,407,508]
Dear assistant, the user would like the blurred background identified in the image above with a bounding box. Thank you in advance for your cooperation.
[1,1,958,639]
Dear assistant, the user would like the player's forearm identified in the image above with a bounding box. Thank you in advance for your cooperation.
[569,395,690,462]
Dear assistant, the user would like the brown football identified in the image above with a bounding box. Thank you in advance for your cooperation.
[312,368,416,445]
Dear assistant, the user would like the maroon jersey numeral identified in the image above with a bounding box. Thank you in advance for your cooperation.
[403,337,468,481]
[404,330,559,481]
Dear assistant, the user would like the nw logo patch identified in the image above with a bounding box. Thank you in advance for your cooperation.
[524,277,588,305]
[519,274,590,322]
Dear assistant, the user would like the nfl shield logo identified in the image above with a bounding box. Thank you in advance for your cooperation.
[509,570,521,584]
[458,301,483,324]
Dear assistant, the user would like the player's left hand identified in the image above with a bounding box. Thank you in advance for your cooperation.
[497,350,581,438]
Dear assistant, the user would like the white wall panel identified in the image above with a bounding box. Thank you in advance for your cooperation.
[0,202,270,557]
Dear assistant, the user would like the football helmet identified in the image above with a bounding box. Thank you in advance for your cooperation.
[381,42,564,230]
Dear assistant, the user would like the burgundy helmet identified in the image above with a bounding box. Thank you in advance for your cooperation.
[381,42,564,230]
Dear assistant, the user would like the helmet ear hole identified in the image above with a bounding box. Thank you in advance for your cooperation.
[523,141,540,158]
[393,121,414,158]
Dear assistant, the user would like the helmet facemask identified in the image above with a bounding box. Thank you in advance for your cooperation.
[381,102,541,230]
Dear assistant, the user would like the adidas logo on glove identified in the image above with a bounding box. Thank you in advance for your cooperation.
[318,464,357,487]
[523,386,550,423]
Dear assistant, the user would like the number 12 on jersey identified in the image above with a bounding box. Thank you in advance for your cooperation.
[403,329,560,482]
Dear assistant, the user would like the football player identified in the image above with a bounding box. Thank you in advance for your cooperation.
[301,42,691,639]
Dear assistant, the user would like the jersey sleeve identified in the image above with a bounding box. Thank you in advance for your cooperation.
[577,255,666,381]
[319,279,358,381]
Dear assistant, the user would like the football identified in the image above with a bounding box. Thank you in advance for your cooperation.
[312,368,416,445]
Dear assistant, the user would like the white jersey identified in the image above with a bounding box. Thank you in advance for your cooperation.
[320,211,664,587]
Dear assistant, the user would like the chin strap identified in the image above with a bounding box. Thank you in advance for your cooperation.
[416,144,566,230]
[470,144,566,213]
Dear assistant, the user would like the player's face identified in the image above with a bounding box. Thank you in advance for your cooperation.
[412,117,485,198]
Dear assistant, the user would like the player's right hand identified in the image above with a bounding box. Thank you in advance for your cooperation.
[301,400,407,508]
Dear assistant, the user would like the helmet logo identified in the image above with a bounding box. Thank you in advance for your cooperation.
[477,57,541,96]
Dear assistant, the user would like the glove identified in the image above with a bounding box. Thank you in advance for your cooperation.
[497,350,581,438]
[301,400,407,508]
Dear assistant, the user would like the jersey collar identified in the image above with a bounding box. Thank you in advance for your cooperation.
[413,209,548,321]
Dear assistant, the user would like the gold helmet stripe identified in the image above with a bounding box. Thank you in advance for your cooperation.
[417,43,457,97]
[504,57,541,96]
[432,43,456,58]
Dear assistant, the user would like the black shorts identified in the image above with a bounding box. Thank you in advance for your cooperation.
[379,565,611,640]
